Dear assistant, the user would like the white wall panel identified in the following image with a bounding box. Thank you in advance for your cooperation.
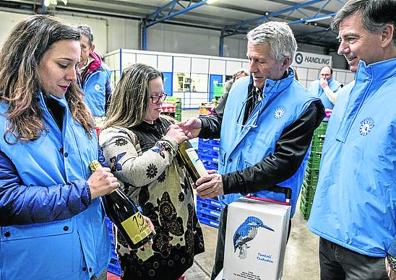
[59,14,107,56]
[0,12,27,48]
[191,58,209,74]
[174,57,191,72]
[226,61,244,75]
[242,62,250,71]
[136,54,157,68]
[333,71,345,84]
[307,68,319,81]
[345,72,355,83]
[0,12,108,54]
[158,56,173,72]
[106,53,120,70]
[121,51,136,69]
[209,59,226,74]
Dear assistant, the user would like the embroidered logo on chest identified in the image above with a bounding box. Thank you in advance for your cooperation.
[274,106,286,119]
[94,84,101,92]
[359,118,375,136]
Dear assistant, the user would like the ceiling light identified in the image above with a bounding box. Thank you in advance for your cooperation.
[44,0,67,7]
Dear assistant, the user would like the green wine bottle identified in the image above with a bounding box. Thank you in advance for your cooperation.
[89,160,153,249]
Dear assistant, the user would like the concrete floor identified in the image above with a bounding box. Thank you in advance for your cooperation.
[185,202,320,280]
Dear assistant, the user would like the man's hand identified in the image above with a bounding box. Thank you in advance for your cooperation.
[319,78,329,89]
[195,171,224,198]
[165,124,188,144]
[178,117,202,139]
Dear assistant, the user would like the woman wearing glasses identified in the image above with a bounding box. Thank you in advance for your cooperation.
[99,63,204,280]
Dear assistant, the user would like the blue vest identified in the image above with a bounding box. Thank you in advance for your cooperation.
[309,78,341,109]
[308,58,396,257]
[218,69,317,216]
[83,64,111,117]
[0,93,110,280]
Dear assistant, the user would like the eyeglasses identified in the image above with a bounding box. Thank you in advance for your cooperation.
[150,93,167,104]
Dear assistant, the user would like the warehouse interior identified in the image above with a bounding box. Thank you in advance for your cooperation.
[0,1,353,280]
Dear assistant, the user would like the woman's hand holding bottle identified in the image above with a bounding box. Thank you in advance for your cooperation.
[87,167,120,199]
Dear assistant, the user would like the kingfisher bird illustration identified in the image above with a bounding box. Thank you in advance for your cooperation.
[233,216,274,259]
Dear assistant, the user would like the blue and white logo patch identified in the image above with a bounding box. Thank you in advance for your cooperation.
[274,106,286,119]
[94,84,101,92]
[359,118,374,136]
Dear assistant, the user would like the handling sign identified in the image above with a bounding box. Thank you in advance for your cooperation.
[293,51,332,69]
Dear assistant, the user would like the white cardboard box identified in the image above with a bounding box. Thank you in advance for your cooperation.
[223,198,291,280]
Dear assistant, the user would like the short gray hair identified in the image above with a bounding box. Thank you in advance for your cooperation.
[77,24,94,45]
[247,21,297,63]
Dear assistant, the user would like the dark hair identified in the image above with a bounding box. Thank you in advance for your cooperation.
[77,25,94,46]
[333,0,396,41]
[104,63,163,129]
[0,15,94,142]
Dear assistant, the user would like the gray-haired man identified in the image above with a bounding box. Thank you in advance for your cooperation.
[180,21,324,279]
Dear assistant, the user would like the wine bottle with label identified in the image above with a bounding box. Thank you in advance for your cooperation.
[177,141,208,182]
[89,160,153,249]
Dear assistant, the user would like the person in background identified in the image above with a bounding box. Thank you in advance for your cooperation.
[77,24,112,120]
[216,69,249,114]
[223,69,249,94]
[308,0,396,279]
[0,15,120,280]
[180,21,324,279]
[99,63,204,280]
[308,65,343,109]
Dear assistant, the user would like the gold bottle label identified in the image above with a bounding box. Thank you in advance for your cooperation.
[89,160,102,171]
[121,211,152,244]
[185,148,208,177]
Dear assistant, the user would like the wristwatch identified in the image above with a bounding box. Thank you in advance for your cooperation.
[387,255,396,271]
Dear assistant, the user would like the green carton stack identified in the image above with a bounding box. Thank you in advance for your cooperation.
[164,96,182,122]
[300,121,328,220]
[174,98,182,122]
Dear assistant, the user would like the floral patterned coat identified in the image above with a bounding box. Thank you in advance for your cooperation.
[99,117,204,280]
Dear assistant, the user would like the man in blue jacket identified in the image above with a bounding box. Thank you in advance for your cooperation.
[308,65,343,109]
[180,21,324,279]
[308,0,396,279]
[77,25,112,119]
